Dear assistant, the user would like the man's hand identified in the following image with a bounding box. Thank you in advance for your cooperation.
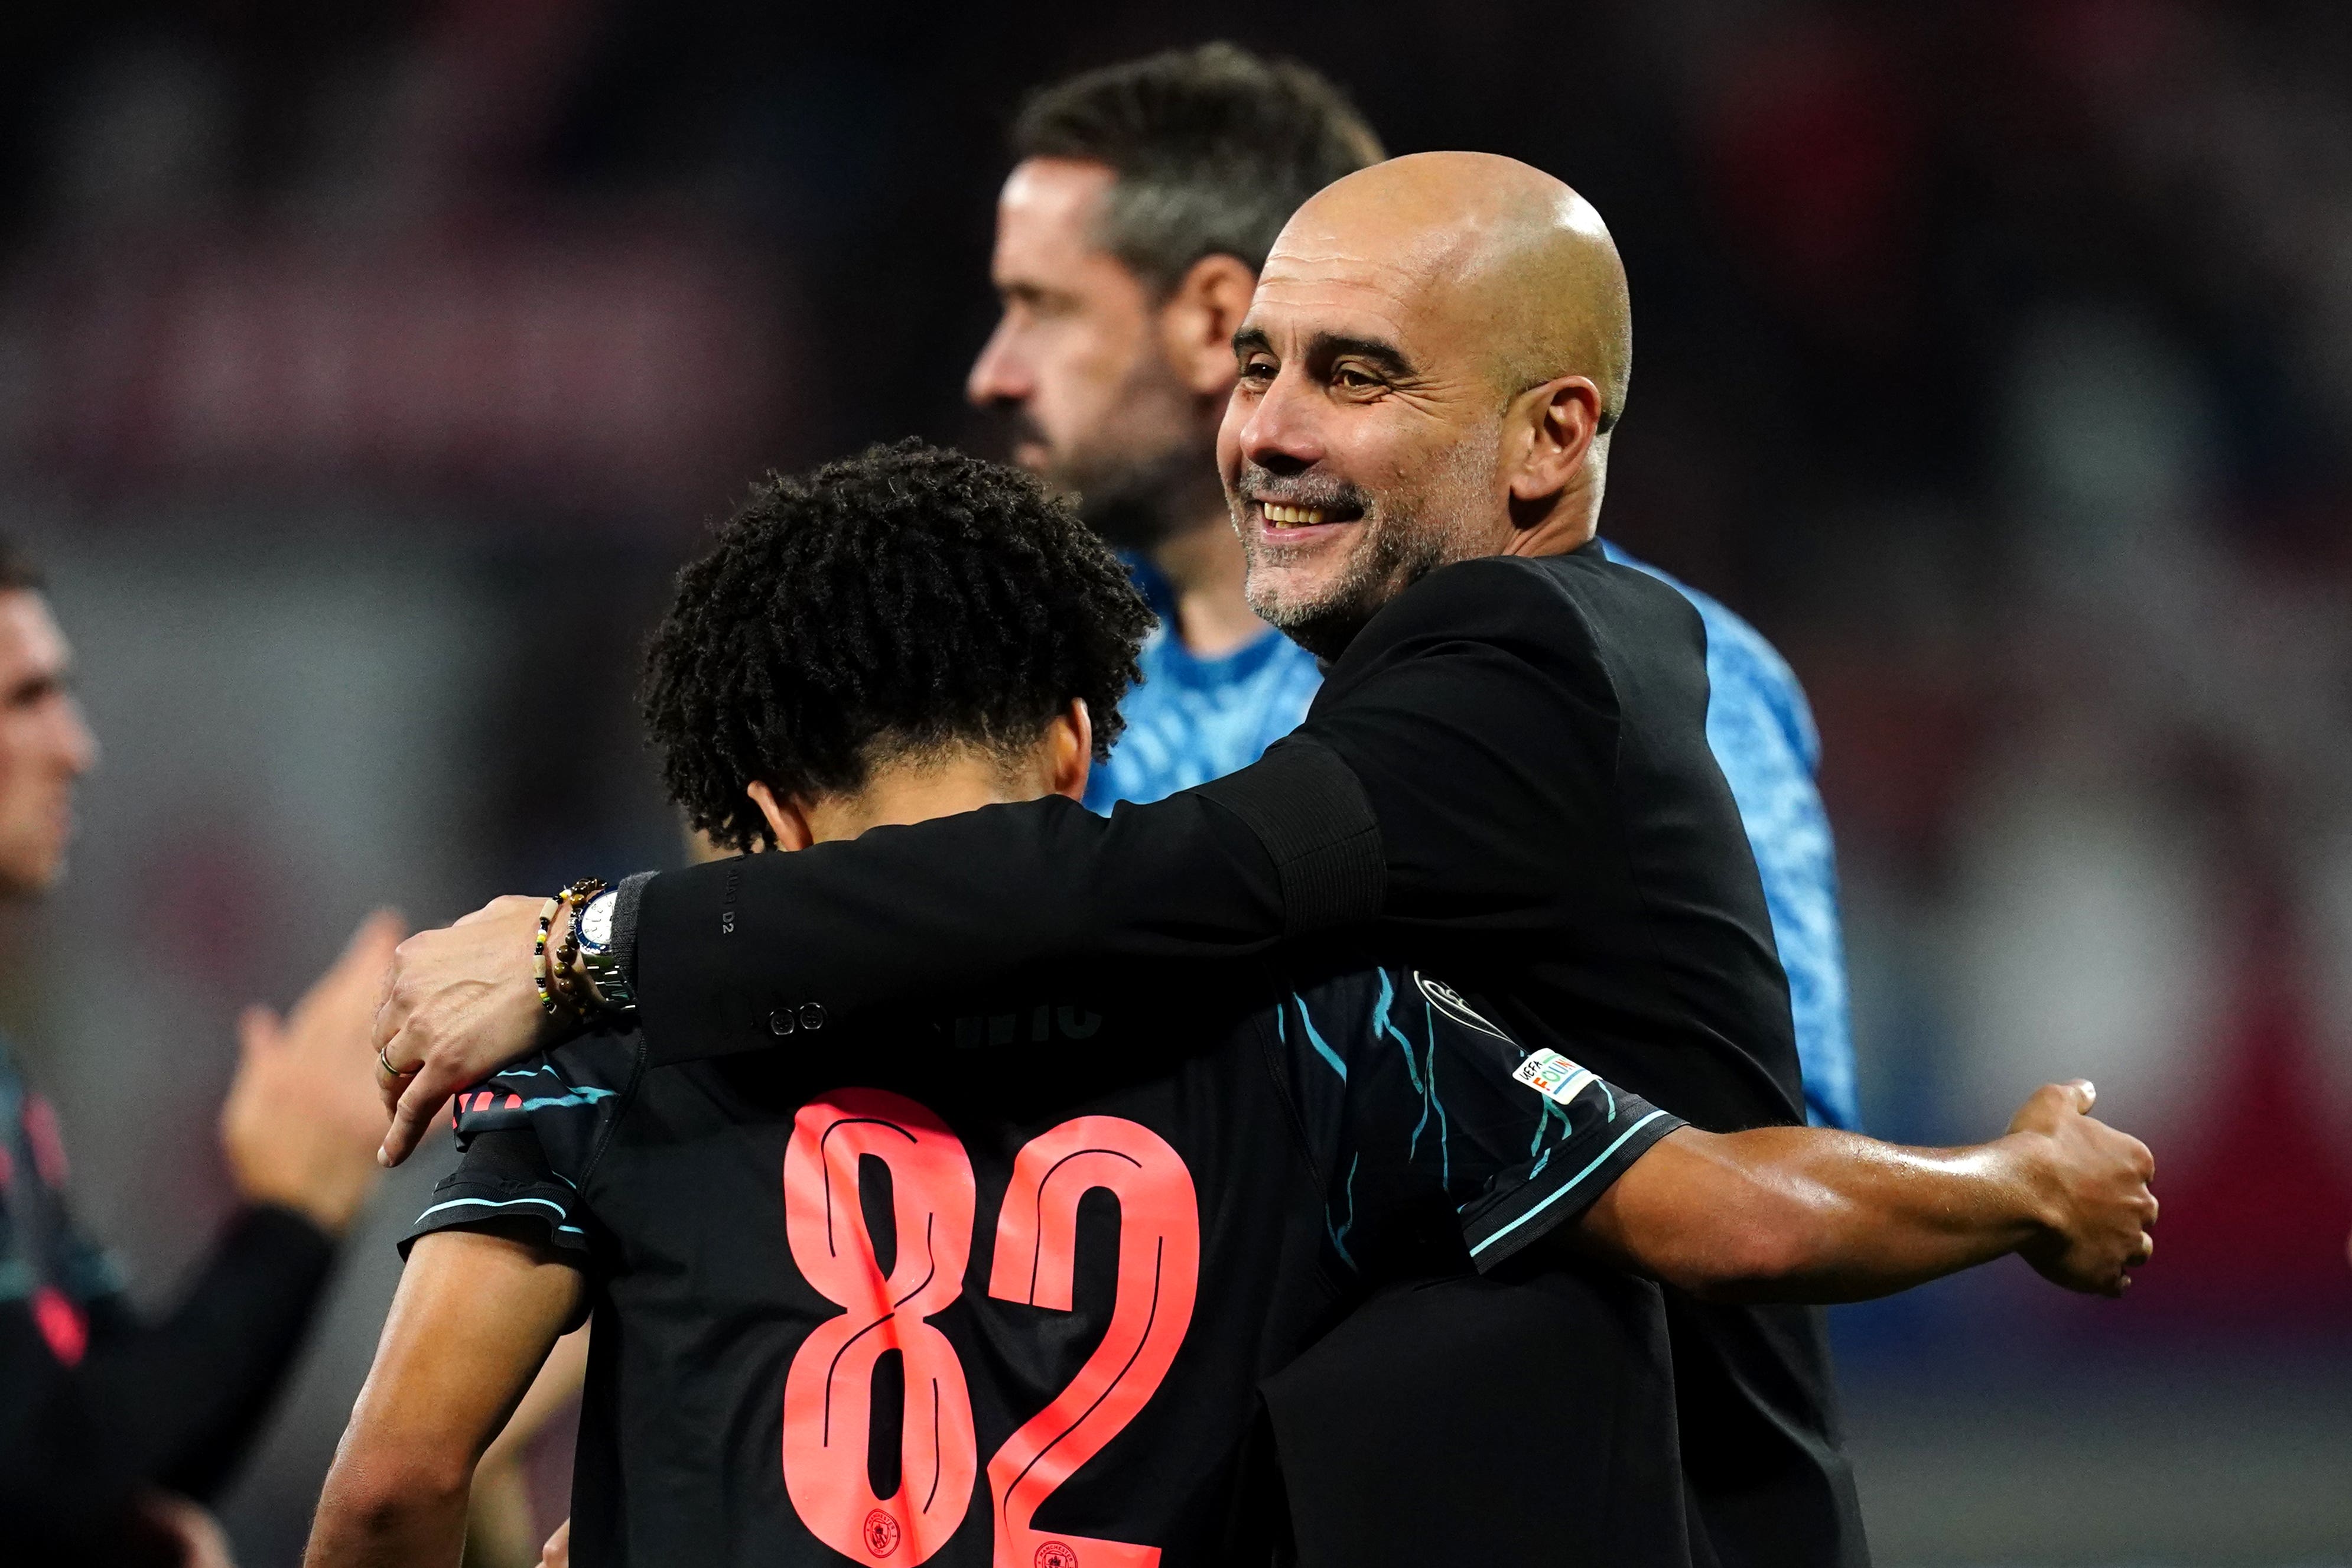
[539,1519,571,1568]
[1570,1074,2158,1305]
[372,895,576,1167]
[220,910,407,1236]
[137,1492,239,1568]
[2005,1079,2158,1297]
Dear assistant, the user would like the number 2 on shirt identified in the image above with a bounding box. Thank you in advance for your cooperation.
[782,1090,1201,1567]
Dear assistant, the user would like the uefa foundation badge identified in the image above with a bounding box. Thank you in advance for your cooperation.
[1511,1047,1596,1106]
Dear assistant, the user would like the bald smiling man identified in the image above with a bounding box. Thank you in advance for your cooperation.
[375,155,2151,1563]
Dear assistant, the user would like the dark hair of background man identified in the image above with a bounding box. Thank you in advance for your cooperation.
[0,538,43,593]
[640,439,1153,853]
[1010,41,1385,291]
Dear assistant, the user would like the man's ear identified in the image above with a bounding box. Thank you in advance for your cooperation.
[1046,699,1094,803]
[745,780,815,852]
[1504,375,1605,514]
[1157,253,1258,398]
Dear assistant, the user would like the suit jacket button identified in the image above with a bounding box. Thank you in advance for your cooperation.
[799,1003,827,1032]
[767,1009,796,1037]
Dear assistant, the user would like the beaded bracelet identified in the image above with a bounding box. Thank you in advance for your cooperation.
[533,877,607,1020]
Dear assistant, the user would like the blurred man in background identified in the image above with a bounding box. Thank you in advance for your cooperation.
[0,539,401,1566]
[966,44,1363,814]
[968,44,1858,1130]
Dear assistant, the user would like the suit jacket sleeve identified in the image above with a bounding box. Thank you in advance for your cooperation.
[2,1203,334,1561]
[630,556,1616,1066]
[76,1202,337,1499]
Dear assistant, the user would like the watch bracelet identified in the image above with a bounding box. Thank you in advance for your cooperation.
[575,888,639,1017]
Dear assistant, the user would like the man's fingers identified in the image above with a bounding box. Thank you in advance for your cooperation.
[2010,1079,2090,1136]
[375,1032,416,1120]
[380,1053,464,1167]
[2066,1078,2095,1113]
[371,981,405,1055]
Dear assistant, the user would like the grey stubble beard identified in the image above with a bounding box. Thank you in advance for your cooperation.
[1235,438,1496,662]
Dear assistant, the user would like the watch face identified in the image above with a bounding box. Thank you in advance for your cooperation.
[578,891,616,949]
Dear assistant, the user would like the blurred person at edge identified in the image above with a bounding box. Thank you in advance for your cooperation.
[968,44,1858,1130]
[0,538,402,1567]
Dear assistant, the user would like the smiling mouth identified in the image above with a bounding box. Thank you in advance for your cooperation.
[1260,501,1359,529]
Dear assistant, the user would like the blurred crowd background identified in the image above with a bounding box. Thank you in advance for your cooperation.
[4,1,2348,1563]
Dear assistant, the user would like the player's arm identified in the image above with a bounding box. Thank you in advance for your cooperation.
[304,1227,580,1568]
[372,562,1608,1164]
[1569,1081,2158,1303]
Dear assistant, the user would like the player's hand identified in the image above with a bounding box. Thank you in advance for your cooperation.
[2004,1080,2157,1297]
[373,895,576,1167]
[220,910,407,1235]
[538,1518,571,1568]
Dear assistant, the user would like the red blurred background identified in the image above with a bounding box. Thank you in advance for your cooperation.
[4,2,2347,1562]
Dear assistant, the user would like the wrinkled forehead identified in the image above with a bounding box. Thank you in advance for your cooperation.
[1245,222,1479,358]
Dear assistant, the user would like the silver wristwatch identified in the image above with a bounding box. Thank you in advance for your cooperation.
[574,887,639,1016]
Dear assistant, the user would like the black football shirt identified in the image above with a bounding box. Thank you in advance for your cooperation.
[404,963,1680,1567]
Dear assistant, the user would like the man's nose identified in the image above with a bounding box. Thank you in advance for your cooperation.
[966,319,1030,409]
[1234,367,1325,473]
[54,697,97,778]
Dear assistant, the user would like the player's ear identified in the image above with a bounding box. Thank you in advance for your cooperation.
[1159,253,1258,397]
[1045,699,1092,803]
[745,779,815,853]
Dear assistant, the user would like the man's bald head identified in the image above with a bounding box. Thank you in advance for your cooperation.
[1220,152,1635,659]
[1270,151,1631,429]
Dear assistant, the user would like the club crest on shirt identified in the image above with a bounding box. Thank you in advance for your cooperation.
[1511,1047,1597,1107]
[862,1510,900,1557]
[1413,972,1512,1040]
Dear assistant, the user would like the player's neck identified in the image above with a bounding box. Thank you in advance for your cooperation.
[803,754,1041,844]
[1151,509,1268,661]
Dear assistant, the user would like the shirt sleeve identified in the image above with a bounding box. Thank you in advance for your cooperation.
[402,1127,592,1265]
[1698,619,1857,1131]
[398,1047,635,1307]
[2,1042,340,1538]
[79,1205,338,1499]
[402,1126,591,1336]
[2,1202,338,1557]
[1450,1051,1683,1273]
[624,557,1602,1067]
[1338,969,1685,1273]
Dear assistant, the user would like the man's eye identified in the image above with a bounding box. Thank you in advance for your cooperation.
[1239,357,1277,382]
[1335,367,1381,392]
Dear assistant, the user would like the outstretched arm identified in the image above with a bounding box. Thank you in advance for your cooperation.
[372,559,1617,1165]
[305,1229,580,1568]
[1572,1081,2157,1303]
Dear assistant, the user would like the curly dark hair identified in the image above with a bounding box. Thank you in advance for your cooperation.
[643,440,1153,851]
